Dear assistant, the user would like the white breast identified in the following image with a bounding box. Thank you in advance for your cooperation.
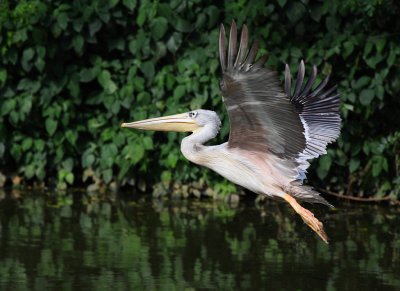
[191,144,286,197]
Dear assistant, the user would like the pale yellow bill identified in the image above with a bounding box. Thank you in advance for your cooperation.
[121,113,199,132]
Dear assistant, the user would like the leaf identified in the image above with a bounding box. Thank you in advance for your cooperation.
[382,157,388,172]
[343,40,354,58]
[2,99,16,116]
[45,118,58,136]
[97,10,110,23]
[161,170,172,183]
[108,37,125,51]
[0,68,7,87]
[137,4,147,27]
[173,85,185,99]
[0,143,4,158]
[22,48,35,72]
[346,93,356,103]
[131,144,144,164]
[57,13,68,30]
[22,138,33,151]
[364,40,373,56]
[80,67,98,83]
[36,46,46,58]
[72,35,84,54]
[353,76,371,89]
[67,79,80,98]
[277,0,287,7]
[10,111,19,124]
[376,85,384,100]
[25,165,35,179]
[310,4,323,22]
[167,32,182,53]
[118,162,131,180]
[359,89,374,105]
[349,159,360,173]
[206,5,219,27]
[387,48,396,66]
[372,161,382,177]
[286,2,306,22]
[98,70,111,87]
[326,16,339,32]
[103,169,113,183]
[35,140,45,151]
[140,61,155,80]
[89,19,102,36]
[166,153,178,168]
[66,130,77,146]
[122,0,137,10]
[150,17,168,40]
[14,28,28,42]
[375,38,386,53]
[142,136,153,150]
[174,18,192,32]
[319,154,332,171]
[35,57,45,72]
[343,103,354,111]
[35,166,46,181]
[22,48,35,61]
[82,154,95,168]
[316,168,328,180]
[65,172,74,184]
[98,70,117,93]
[17,78,40,92]
[63,158,74,172]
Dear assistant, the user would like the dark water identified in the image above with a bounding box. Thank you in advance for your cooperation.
[0,191,399,290]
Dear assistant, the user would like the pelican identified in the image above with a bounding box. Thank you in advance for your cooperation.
[122,22,341,243]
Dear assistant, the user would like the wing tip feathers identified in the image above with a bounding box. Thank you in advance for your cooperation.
[220,21,267,72]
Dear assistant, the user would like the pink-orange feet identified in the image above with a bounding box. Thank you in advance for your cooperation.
[283,193,328,244]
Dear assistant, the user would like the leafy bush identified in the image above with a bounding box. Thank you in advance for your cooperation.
[0,0,399,199]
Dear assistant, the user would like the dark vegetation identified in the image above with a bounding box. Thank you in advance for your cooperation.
[0,0,399,200]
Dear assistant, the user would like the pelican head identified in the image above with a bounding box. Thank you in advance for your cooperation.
[121,109,221,134]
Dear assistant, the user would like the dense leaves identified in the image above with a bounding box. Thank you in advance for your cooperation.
[0,0,399,199]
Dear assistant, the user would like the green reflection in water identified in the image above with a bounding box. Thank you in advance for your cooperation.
[0,191,399,290]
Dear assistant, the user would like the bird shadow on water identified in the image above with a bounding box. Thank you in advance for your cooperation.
[0,189,399,290]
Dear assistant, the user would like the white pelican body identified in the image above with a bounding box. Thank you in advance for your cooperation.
[182,136,289,198]
[122,22,341,243]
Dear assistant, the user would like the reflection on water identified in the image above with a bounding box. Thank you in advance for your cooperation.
[0,190,399,290]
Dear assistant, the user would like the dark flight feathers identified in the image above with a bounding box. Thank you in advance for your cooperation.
[219,21,341,180]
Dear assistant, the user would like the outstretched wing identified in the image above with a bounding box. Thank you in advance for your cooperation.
[219,22,306,159]
[219,22,341,179]
[219,22,306,160]
[284,62,341,179]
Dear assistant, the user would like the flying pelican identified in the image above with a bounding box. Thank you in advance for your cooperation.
[122,22,341,243]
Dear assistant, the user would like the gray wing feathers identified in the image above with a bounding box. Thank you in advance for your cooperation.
[284,64,291,97]
[285,62,341,179]
[220,21,306,160]
[300,65,317,97]
[219,25,226,71]
[234,25,248,68]
[227,21,237,70]
[219,21,341,183]
[294,61,305,98]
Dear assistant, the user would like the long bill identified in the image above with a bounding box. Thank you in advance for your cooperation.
[121,113,199,132]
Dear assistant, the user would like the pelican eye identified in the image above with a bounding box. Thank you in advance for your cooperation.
[188,111,198,118]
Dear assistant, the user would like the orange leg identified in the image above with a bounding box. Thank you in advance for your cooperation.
[282,193,328,244]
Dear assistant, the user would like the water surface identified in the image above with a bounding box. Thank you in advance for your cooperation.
[0,191,399,290]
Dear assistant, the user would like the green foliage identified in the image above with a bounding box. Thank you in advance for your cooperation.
[0,0,399,199]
